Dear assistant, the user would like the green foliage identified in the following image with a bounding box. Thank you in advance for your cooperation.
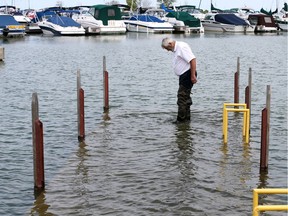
[157,0,176,8]
[126,0,139,11]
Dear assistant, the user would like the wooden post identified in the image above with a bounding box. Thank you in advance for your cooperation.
[31,93,45,189]
[260,108,268,172]
[77,70,85,141]
[0,47,4,61]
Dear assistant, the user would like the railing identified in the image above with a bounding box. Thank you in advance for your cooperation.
[253,188,288,216]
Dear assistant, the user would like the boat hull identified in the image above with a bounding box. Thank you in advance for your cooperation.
[38,22,85,36]
[202,21,254,33]
[124,21,173,33]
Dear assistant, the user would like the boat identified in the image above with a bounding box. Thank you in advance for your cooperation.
[35,9,85,36]
[0,14,25,37]
[22,9,43,34]
[247,14,278,33]
[68,7,103,35]
[88,5,127,34]
[202,13,254,33]
[175,5,205,21]
[165,11,204,33]
[273,3,288,31]
[145,8,186,33]
[123,7,174,34]
[0,5,42,34]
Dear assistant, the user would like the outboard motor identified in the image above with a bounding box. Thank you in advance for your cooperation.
[3,28,9,37]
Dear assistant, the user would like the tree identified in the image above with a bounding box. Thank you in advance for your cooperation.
[126,0,153,11]
[156,0,176,8]
[126,0,139,11]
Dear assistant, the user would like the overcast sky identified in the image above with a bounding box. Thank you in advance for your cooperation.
[3,0,287,11]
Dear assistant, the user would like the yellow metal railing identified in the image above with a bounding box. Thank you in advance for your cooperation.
[222,103,250,144]
[253,188,288,216]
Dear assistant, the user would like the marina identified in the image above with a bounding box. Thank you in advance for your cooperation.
[0,31,287,215]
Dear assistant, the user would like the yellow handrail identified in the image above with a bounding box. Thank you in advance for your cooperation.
[253,188,288,216]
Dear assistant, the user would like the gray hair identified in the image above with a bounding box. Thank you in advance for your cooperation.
[161,37,174,48]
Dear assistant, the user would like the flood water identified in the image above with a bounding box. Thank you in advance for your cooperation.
[0,32,287,216]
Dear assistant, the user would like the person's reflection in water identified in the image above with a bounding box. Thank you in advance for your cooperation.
[176,123,196,179]
[175,122,193,152]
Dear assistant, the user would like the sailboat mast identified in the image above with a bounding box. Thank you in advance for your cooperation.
[198,0,202,9]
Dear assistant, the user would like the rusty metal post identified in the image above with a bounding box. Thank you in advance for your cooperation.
[78,88,85,141]
[77,70,85,141]
[266,85,271,168]
[234,57,240,104]
[245,86,250,109]
[234,71,239,104]
[260,108,268,172]
[34,119,45,188]
[103,56,109,112]
[32,93,39,188]
[32,93,44,189]
[104,71,109,112]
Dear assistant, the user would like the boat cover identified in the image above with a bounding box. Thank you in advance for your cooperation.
[0,14,21,27]
[47,15,81,27]
[215,14,248,25]
[129,15,164,23]
[166,11,200,27]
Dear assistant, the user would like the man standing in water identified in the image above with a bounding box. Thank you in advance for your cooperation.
[161,37,197,122]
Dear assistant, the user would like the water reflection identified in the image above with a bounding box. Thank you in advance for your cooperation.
[30,190,52,216]
[175,122,193,152]
[174,122,196,177]
[219,140,252,188]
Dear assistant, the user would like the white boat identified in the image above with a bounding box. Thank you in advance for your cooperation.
[145,8,186,33]
[124,14,174,33]
[175,5,206,21]
[35,10,85,36]
[88,5,127,34]
[202,13,254,33]
[72,9,103,34]
[274,11,288,31]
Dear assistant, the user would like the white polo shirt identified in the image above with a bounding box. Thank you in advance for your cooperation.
[173,41,195,76]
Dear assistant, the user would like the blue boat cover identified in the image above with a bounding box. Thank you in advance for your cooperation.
[47,15,81,27]
[0,15,21,27]
[215,14,248,25]
[129,15,164,23]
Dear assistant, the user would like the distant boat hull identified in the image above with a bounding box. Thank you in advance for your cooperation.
[38,23,85,36]
[202,21,254,33]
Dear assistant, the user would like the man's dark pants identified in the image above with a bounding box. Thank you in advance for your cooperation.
[177,69,195,122]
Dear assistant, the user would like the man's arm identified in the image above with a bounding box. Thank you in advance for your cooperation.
[190,58,197,84]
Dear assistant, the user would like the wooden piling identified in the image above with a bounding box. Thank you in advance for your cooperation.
[77,70,85,141]
[260,108,268,172]
[31,93,44,189]
[0,47,4,61]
